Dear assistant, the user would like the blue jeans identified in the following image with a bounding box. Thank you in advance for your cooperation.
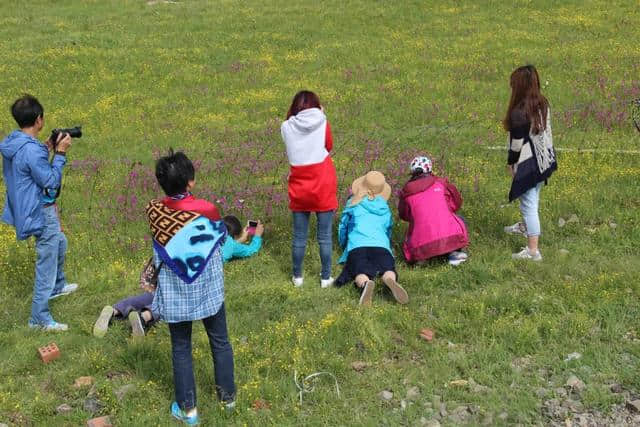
[519,183,543,237]
[31,205,68,325]
[292,211,334,280]
[168,303,236,410]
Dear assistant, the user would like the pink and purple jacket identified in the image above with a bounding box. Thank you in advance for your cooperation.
[398,175,468,262]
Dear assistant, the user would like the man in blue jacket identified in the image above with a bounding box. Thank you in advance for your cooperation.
[1,95,78,331]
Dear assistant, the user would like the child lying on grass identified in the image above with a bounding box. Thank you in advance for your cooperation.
[93,215,264,338]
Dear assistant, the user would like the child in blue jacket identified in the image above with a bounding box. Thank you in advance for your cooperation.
[336,171,409,306]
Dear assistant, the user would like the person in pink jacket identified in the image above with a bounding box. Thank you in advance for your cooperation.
[398,156,469,266]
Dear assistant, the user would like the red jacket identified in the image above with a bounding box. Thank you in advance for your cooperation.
[282,108,338,212]
[398,175,468,262]
[161,194,220,221]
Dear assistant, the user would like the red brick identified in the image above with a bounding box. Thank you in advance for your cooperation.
[87,415,112,427]
[38,342,60,363]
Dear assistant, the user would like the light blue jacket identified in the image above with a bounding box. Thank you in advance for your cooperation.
[0,130,66,240]
[338,196,393,264]
[221,235,262,263]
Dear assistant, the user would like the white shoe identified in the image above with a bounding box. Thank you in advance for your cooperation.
[504,222,527,236]
[320,277,334,288]
[512,247,542,261]
[49,283,78,300]
[29,320,69,331]
[292,277,304,287]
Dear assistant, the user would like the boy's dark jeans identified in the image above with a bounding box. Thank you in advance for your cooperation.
[168,303,236,410]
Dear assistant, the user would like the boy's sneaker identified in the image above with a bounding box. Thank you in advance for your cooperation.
[171,401,199,425]
[93,305,114,338]
[292,277,304,287]
[49,283,78,300]
[129,311,145,338]
[448,251,468,266]
[320,277,334,288]
[359,280,375,306]
[504,222,527,236]
[382,276,409,304]
[512,247,542,261]
[223,400,236,413]
[29,320,68,332]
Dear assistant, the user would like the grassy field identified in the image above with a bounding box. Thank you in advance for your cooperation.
[1,0,639,425]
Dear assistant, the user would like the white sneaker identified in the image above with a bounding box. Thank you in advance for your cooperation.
[49,283,78,300]
[504,222,527,236]
[320,277,334,288]
[292,277,304,287]
[29,320,69,331]
[448,251,468,266]
[512,247,542,261]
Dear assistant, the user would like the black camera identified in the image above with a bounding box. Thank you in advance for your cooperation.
[50,126,82,147]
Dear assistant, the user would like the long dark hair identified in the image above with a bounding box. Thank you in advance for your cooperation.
[286,90,321,119]
[503,65,549,134]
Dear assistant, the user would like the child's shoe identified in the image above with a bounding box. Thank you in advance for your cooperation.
[504,222,527,236]
[512,247,542,261]
[49,283,78,300]
[359,280,375,306]
[448,251,468,266]
[128,311,145,338]
[320,277,334,288]
[382,276,409,304]
[292,277,304,287]
[29,320,68,332]
[171,402,199,425]
[93,305,114,337]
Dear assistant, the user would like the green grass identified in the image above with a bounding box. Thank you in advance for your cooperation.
[1,0,639,425]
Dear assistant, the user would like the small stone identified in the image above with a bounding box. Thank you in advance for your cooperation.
[610,383,623,393]
[627,400,640,412]
[114,384,135,402]
[439,402,448,417]
[567,214,579,223]
[74,376,94,388]
[380,390,393,401]
[406,386,420,400]
[609,222,617,229]
[83,397,103,414]
[449,406,470,423]
[510,356,532,372]
[449,379,469,387]
[558,218,566,227]
[559,249,570,256]
[555,387,568,397]
[498,411,509,420]
[565,375,586,392]
[86,416,112,427]
[400,399,407,409]
[56,403,72,414]
[420,328,435,342]
[564,352,582,362]
[351,361,370,372]
[251,398,270,410]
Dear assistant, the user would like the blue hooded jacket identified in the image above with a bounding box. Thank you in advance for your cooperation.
[337,195,393,264]
[0,130,66,240]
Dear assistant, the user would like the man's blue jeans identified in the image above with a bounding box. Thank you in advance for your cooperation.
[168,303,236,410]
[30,205,67,325]
[292,211,334,280]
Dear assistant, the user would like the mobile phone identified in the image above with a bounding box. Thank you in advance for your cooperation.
[247,220,258,235]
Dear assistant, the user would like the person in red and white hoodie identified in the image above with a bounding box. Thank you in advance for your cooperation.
[281,90,338,288]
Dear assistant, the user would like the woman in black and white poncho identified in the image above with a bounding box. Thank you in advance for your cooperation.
[502,65,557,261]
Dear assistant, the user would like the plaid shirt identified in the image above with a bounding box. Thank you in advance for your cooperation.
[152,247,225,323]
